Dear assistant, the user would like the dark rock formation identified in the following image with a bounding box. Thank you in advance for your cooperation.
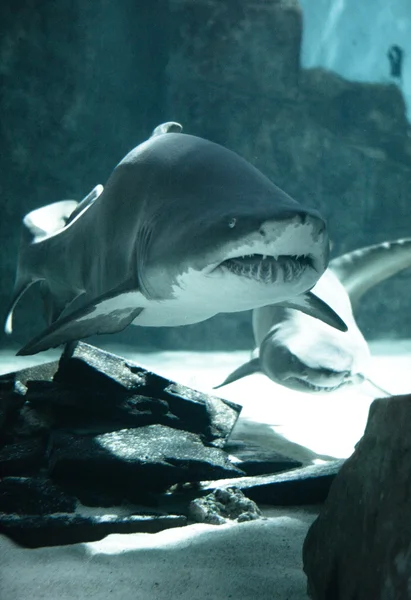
[0,341,346,548]
[303,394,411,600]
[189,486,262,525]
[0,342,242,446]
[51,342,241,446]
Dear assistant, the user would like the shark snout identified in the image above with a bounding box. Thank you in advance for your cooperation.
[259,211,326,241]
[257,212,329,274]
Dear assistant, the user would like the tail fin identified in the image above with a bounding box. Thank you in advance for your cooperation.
[4,200,78,335]
[5,187,104,335]
[214,358,260,389]
[22,200,78,242]
[4,279,39,334]
[4,221,45,335]
[330,238,411,309]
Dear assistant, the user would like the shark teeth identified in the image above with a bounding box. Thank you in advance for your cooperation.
[220,253,314,283]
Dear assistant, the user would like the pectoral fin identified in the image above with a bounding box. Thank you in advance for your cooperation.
[17,284,145,356]
[214,358,261,389]
[279,292,348,332]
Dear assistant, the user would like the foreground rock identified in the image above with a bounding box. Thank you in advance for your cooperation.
[0,342,242,446]
[303,394,411,600]
[0,341,344,548]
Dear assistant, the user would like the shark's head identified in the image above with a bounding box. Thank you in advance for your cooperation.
[255,272,370,393]
[127,133,329,315]
[259,328,368,392]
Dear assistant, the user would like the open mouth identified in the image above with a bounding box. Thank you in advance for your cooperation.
[220,254,315,282]
[291,378,345,393]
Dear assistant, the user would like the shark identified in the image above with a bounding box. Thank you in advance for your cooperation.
[214,238,411,394]
[4,122,347,356]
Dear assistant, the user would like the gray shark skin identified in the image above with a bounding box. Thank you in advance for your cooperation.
[215,238,411,393]
[5,122,347,356]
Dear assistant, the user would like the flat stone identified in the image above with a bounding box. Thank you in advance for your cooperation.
[0,512,187,547]
[50,424,244,503]
[225,440,302,476]
[0,477,77,515]
[196,460,345,505]
[303,394,411,599]
[54,342,241,446]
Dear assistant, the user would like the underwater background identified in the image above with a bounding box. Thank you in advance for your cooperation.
[1,0,410,351]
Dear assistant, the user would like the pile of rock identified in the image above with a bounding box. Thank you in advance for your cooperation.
[0,342,342,547]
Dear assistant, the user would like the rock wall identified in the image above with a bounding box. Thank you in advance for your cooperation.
[0,0,169,347]
[1,0,411,351]
[166,0,411,348]
[299,0,411,119]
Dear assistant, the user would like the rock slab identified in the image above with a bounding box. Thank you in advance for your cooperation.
[200,460,344,505]
[0,513,187,548]
[54,342,242,445]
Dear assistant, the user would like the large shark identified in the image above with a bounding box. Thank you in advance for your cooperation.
[5,122,347,356]
[215,238,411,393]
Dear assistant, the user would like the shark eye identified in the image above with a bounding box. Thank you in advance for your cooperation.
[228,218,237,229]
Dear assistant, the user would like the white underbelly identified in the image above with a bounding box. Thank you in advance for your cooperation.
[132,300,218,327]
[130,266,311,327]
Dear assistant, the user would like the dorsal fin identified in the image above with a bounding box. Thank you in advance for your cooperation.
[5,186,105,335]
[213,358,260,389]
[330,238,411,309]
[150,122,183,137]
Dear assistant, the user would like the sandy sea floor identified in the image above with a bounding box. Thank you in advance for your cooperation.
[0,339,410,599]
